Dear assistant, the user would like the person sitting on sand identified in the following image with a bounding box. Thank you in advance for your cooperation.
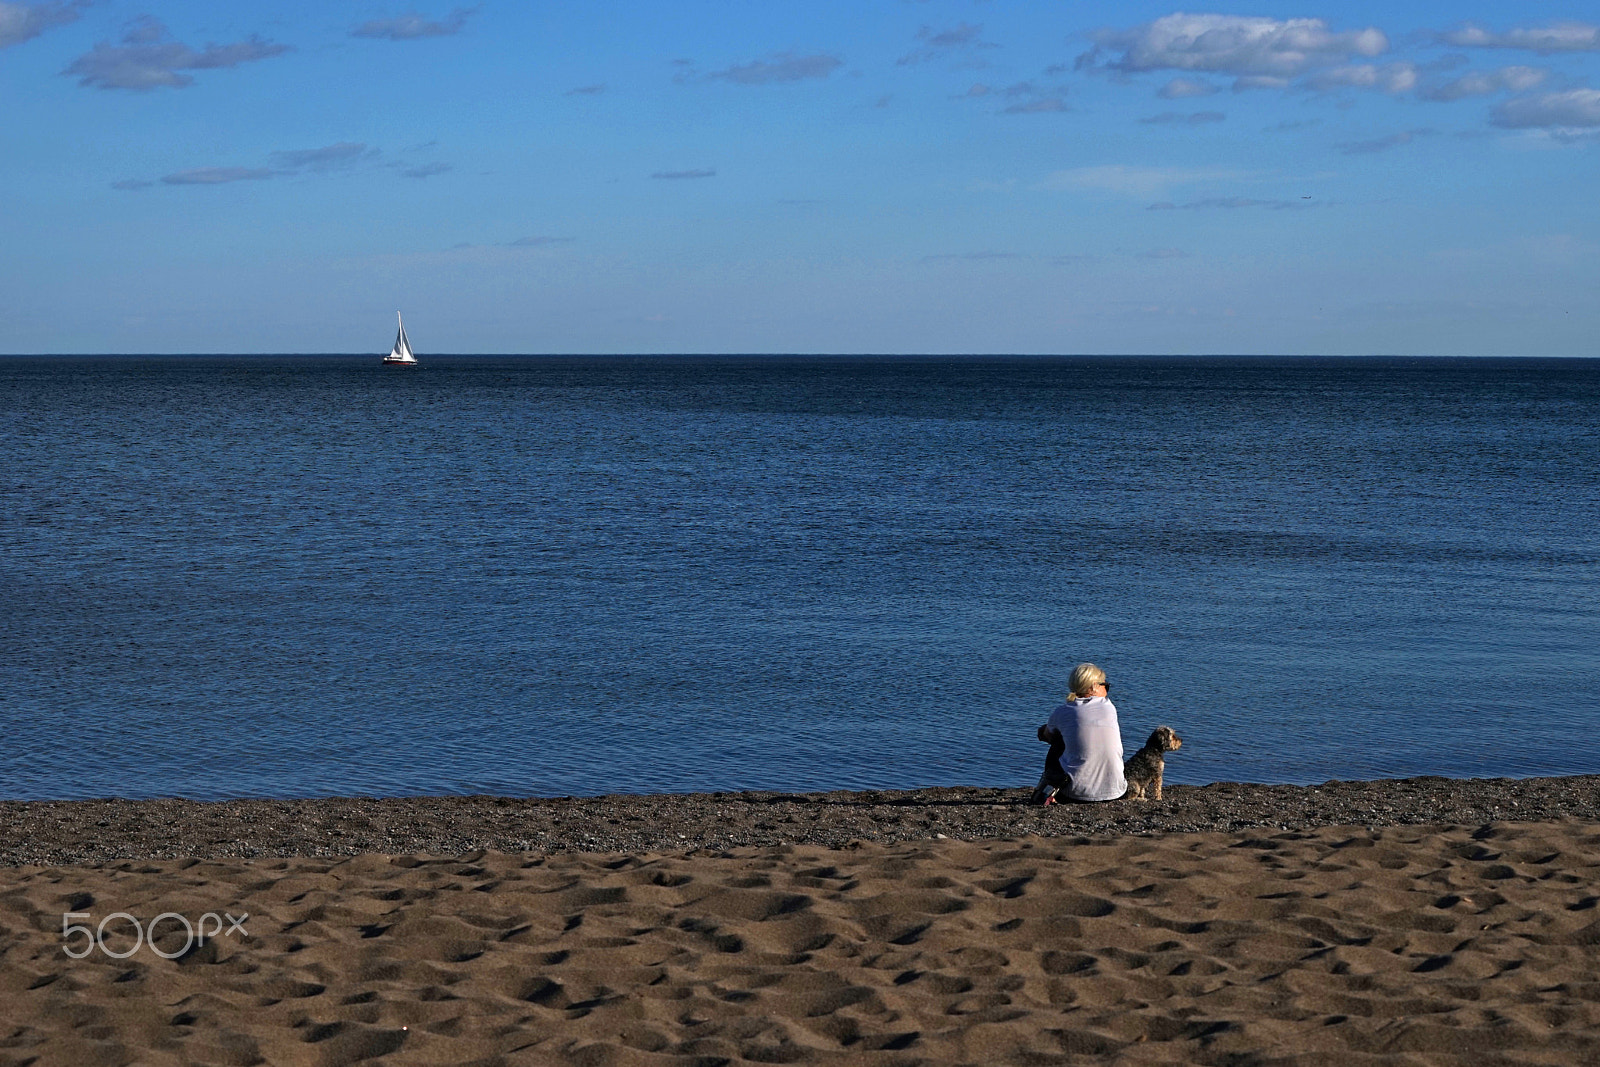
[1030,662,1127,804]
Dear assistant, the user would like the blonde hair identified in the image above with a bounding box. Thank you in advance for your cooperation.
[1067,662,1106,699]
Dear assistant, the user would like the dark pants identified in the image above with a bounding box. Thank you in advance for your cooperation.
[1029,728,1072,804]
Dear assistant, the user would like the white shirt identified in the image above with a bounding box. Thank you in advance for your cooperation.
[1047,696,1127,802]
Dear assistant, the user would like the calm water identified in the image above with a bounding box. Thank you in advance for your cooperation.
[2,356,1597,800]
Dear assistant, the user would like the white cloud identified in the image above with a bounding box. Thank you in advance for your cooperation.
[1336,128,1436,155]
[1419,66,1546,102]
[1292,58,1548,103]
[1492,88,1600,128]
[706,53,842,85]
[270,142,378,171]
[1084,13,1387,88]
[920,23,983,49]
[990,80,1069,114]
[1157,77,1218,99]
[1039,164,1250,197]
[125,143,395,188]
[1437,22,1600,54]
[0,0,81,50]
[1083,14,1580,114]
[898,22,995,66]
[1265,119,1322,132]
[352,8,476,40]
[1148,197,1310,210]
[1306,62,1417,94]
[161,167,275,185]
[1140,110,1225,125]
[64,18,290,91]
[398,161,451,179]
[1231,75,1291,91]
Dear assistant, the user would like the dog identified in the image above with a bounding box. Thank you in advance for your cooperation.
[1123,726,1182,801]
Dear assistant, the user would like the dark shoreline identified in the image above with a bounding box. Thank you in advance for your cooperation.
[4,773,1599,866]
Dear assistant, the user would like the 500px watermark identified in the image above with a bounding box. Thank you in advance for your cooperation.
[62,911,249,959]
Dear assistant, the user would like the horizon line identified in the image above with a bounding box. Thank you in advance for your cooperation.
[3,352,1595,360]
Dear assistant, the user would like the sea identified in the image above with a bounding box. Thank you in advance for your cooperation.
[2,355,1597,801]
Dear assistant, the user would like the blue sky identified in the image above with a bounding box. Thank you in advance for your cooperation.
[3,1,1598,355]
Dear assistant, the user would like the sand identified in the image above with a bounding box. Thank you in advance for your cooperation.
[3,778,1600,1065]
[5,774,1600,866]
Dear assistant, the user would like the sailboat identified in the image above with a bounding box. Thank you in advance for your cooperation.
[382,312,419,367]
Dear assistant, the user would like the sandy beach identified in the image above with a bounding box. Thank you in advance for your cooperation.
[4,776,1600,1065]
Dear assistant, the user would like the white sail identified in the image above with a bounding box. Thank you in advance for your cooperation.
[383,311,418,364]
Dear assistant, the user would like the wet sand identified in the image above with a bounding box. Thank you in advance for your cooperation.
[3,776,1599,1065]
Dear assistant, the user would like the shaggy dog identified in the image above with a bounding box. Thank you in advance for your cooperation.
[1123,726,1182,801]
